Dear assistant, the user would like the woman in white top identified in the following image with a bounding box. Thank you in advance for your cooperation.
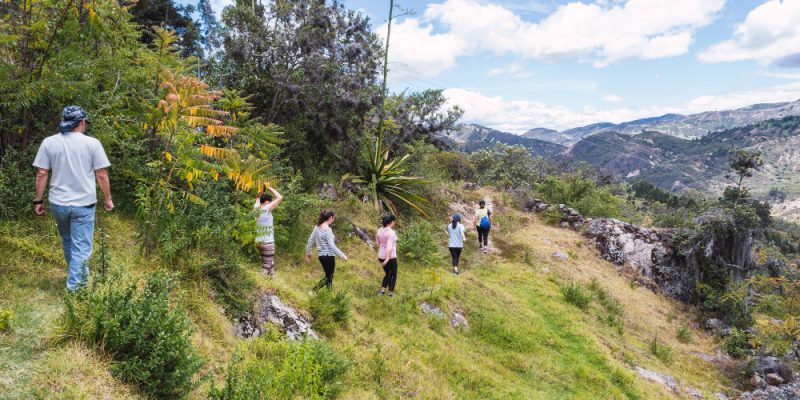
[305,210,348,290]
[447,213,466,275]
[254,186,283,276]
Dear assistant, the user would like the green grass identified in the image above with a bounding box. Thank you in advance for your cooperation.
[0,190,735,399]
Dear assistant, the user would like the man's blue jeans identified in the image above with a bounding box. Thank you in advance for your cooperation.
[50,203,96,291]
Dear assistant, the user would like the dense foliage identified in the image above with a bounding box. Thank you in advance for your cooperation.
[62,269,204,398]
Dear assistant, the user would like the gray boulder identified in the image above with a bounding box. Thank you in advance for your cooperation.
[450,311,469,330]
[235,292,318,340]
[420,302,444,319]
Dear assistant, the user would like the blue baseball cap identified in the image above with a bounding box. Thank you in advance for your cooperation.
[452,213,462,221]
[59,105,89,133]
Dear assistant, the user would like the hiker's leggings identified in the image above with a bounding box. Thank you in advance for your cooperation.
[449,247,462,267]
[257,242,275,273]
[316,256,336,289]
[379,258,398,292]
[476,227,490,247]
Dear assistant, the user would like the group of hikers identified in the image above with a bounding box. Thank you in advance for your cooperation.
[33,106,494,296]
[256,187,493,296]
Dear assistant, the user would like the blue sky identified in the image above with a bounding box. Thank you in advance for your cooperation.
[205,0,800,132]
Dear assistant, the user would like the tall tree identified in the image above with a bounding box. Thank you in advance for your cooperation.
[197,0,220,58]
[129,0,203,57]
[218,0,382,172]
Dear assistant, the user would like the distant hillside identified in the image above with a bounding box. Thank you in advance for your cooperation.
[525,99,800,145]
[569,116,800,221]
[448,124,565,158]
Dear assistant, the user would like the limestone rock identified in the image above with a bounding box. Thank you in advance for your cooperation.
[450,310,469,330]
[634,366,678,393]
[739,380,800,400]
[585,218,693,300]
[767,373,785,386]
[318,183,338,199]
[420,302,444,319]
[235,292,318,340]
[552,251,569,261]
[350,224,374,250]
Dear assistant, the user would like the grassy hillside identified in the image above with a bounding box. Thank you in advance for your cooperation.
[0,188,736,399]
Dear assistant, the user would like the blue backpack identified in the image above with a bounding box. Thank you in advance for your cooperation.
[479,214,491,230]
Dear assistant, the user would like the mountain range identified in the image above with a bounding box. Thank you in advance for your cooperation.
[522,99,800,145]
[448,111,800,222]
[445,123,565,158]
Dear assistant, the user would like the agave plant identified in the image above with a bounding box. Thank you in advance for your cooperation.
[348,141,429,217]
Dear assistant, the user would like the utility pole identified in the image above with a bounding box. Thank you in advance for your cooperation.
[376,0,394,144]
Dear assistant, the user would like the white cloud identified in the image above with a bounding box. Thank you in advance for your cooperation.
[699,0,800,66]
[603,94,624,102]
[376,18,466,77]
[380,0,724,76]
[487,62,533,77]
[444,79,800,132]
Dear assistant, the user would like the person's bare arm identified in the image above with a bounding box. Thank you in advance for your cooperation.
[265,186,283,212]
[95,168,114,211]
[34,168,49,216]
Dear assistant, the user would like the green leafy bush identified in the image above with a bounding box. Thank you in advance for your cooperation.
[561,282,591,309]
[61,269,204,399]
[424,151,475,181]
[309,289,351,335]
[649,335,673,364]
[723,328,751,359]
[209,327,349,399]
[0,309,11,332]
[399,219,439,265]
[536,175,622,218]
[542,207,563,225]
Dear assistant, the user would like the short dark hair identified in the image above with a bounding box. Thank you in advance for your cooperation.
[260,194,273,204]
[479,200,486,206]
[381,214,396,227]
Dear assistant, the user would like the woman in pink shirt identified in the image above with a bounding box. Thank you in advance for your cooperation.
[376,214,398,297]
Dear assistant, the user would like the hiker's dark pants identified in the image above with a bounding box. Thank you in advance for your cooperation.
[379,258,398,292]
[315,256,336,289]
[476,227,490,247]
[449,247,462,267]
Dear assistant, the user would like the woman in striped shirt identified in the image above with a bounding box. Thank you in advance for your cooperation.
[305,210,348,290]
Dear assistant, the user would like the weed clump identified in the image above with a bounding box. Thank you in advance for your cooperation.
[561,282,591,309]
[0,308,11,332]
[309,289,351,335]
[676,325,692,343]
[649,335,673,364]
[210,327,349,399]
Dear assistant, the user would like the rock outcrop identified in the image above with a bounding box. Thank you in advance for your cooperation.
[350,224,374,250]
[235,292,318,340]
[585,218,694,300]
[525,199,585,229]
[738,380,800,400]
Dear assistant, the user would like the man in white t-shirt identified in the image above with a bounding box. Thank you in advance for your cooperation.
[32,106,114,291]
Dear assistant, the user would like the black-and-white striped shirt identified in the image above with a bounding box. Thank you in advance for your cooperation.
[306,226,346,258]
